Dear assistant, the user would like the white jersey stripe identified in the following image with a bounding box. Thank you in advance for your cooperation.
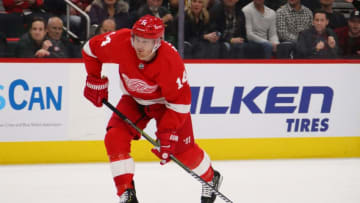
[133,97,166,106]
[83,41,97,58]
[110,158,135,178]
[192,151,211,176]
[165,102,190,114]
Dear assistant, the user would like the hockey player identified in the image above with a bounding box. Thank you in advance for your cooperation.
[82,15,222,203]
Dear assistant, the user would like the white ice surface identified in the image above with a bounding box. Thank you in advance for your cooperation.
[0,158,359,203]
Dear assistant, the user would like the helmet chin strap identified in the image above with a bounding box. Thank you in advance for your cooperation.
[151,38,161,54]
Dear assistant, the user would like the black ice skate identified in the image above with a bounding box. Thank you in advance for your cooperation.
[201,170,223,203]
[119,188,138,203]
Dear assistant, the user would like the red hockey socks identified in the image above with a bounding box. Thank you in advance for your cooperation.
[109,154,135,196]
[176,144,214,182]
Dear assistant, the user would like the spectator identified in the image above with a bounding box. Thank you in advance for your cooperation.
[180,0,220,59]
[335,9,360,58]
[43,0,92,39]
[133,0,173,26]
[132,0,175,43]
[39,16,80,58]
[277,0,313,42]
[276,0,313,58]
[210,0,252,58]
[320,0,347,29]
[242,0,279,58]
[89,0,131,29]
[98,18,117,34]
[295,10,339,59]
[15,16,49,58]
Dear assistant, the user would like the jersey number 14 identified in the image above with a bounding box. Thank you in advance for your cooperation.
[176,70,188,90]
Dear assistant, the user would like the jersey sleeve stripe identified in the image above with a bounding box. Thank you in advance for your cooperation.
[83,40,97,58]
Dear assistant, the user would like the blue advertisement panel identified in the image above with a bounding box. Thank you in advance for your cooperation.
[187,63,360,138]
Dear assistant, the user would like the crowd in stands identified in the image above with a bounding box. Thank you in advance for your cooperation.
[0,0,359,59]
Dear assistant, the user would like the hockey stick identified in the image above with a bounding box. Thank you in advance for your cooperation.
[102,99,233,203]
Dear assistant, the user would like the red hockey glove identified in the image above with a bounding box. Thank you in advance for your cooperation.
[84,75,108,107]
[151,131,178,165]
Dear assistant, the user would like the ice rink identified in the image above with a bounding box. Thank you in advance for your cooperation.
[1,158,359,203]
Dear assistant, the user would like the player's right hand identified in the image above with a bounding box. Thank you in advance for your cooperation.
[84,75,108,107]
[151,131,178,165]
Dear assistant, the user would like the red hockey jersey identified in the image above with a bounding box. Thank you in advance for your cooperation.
[82,29,191,133]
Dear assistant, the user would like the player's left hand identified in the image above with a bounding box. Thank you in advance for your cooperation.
[151,131,178,165]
